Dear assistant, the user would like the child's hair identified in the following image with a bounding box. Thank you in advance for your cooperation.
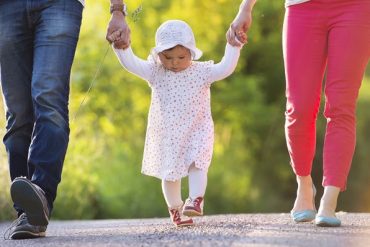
[148,20,202,63]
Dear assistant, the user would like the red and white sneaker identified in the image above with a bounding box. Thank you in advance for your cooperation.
[182,197,204,217]
[168,206,194,227]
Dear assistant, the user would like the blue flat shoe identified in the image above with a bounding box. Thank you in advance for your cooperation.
[291,185,317,223]
[291,210,316,222]
[315,216,341,227]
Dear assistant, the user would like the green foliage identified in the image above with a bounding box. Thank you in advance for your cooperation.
[0,0,370,221]
[0,136,14,220]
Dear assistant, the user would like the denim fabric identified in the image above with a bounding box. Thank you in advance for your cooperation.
[0,0,82,212]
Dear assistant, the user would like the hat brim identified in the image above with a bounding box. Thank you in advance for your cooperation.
[153,43,202,60]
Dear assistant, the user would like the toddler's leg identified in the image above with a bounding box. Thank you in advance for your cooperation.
[162,179,193,227]
[183,165,207,217]
[161,179,182,208]
[188,165,207,199]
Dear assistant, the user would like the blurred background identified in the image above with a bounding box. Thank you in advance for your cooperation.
[1,0,369,221]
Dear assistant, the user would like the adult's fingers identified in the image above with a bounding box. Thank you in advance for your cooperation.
[106,27,114,43]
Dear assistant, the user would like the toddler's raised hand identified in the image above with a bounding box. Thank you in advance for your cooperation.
[227,30,247,47]
[236,31,248,45]
[108,30,122,43]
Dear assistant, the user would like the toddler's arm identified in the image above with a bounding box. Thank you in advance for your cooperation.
[113,46,153,81]
[209,43,242,82]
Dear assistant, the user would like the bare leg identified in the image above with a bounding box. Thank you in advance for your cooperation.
[317,186,340,218]
[292,175,315,212]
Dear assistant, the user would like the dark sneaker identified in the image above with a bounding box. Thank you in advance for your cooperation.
[10,177,49,226]
[5,213,46,239]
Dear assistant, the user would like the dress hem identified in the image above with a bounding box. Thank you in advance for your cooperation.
[141,161,210,181]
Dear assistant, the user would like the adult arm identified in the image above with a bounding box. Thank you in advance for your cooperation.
[209,43,241,82]
[106,0,131,49]
[227,0,257,46]
[113,47,153,81]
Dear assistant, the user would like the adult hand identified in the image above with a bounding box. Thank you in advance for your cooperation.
[106,12,131,49]
[227,10,252,47]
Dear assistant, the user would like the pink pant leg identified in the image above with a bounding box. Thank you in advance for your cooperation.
[323,0,370,191]
[283,3,328,176]
[284,0,370,191]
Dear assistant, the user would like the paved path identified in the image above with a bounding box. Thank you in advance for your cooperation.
[1,213,370,247]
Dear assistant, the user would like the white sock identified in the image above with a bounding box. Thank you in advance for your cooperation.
[188,165,207,199]
[162,179,183,208]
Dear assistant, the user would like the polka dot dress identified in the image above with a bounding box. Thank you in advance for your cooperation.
[142,61,214,181]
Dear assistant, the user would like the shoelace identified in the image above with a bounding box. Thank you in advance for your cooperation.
[185,198,192,206]
[3,214,26,240]
[192,198,202,207]
[186,197,202,207]
[170,209,181,222]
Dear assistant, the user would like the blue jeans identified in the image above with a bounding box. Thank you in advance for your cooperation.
[0,0,82,214]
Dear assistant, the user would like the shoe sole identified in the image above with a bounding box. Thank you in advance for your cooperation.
[175,221,194,227]
[182,209,203,217]
[11,178,49,226]
[11,230,46,239]
[176,223,194,227]
[315,221,341,227]
[294,218,315,223]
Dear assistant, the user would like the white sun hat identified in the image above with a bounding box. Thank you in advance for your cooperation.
[153,20,203,60]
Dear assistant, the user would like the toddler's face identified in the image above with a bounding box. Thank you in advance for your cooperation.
[158,45,192,72]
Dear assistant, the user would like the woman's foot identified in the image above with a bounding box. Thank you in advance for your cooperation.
[315,186,341,227]
[291,175,316,222]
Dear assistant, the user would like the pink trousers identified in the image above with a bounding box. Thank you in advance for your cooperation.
[283,0,370,191]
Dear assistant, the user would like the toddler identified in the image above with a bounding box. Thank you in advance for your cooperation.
[110,20,244,227]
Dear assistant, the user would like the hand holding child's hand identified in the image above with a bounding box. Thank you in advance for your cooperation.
[227,29,247,47]
[227,9,252,47]
[106,12,131,49]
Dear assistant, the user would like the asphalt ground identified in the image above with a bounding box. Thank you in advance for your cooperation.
[1,212,370,247]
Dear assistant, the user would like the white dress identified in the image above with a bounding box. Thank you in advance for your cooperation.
[114,43,241,181]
